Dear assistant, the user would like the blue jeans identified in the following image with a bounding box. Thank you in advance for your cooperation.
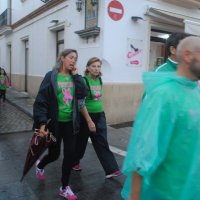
[75,112,119,175]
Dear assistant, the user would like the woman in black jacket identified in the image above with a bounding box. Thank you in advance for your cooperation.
[33,49,95,200]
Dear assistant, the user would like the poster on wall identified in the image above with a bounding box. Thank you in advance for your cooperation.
[127,38,143,67]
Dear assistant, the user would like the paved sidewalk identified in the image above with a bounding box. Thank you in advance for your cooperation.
[0,103,32,135]
[6,88,34,118]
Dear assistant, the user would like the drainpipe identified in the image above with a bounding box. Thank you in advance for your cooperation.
[7,0,11,25]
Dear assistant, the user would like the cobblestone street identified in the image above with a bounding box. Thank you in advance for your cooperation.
[0,102,32,135]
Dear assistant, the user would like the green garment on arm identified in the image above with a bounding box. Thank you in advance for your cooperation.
[155,58,178,72]
[122,72,200,200]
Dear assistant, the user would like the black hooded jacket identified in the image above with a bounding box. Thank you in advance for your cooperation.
[33,69,88,136]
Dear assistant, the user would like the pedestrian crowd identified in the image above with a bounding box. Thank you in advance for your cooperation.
[4,32,200,200]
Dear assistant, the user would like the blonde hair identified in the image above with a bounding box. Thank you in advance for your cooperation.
[54,49,78,71]
[84,57,102,76]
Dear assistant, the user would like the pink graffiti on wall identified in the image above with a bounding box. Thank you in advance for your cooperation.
[127,44,142,66]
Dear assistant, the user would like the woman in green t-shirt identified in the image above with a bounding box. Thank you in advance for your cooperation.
[0,68,9,103]
[33,49,93,200]
[73,57,121,178]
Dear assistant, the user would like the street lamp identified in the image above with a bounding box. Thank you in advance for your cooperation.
[76,0,83,12]
[76,0,98,12]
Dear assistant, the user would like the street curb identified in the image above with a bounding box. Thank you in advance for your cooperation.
[0,130,32,136]
[6,99,33,119]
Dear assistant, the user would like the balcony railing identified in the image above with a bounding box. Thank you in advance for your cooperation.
[0,9,8,27]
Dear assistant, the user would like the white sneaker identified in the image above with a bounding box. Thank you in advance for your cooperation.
[59,186,77,200]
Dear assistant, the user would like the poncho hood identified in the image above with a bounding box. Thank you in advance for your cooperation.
[143,72,198,94]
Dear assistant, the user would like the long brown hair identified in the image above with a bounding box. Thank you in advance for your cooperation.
[84,57,102,76]
[54,49,78,71]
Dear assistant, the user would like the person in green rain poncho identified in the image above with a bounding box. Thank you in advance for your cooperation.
[122,36,200,200]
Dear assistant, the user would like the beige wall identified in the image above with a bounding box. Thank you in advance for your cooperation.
[11,74,144,124]
[103,83,143,124]
[11,74,43,97]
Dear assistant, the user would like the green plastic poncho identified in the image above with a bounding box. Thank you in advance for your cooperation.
[122,72,200,200]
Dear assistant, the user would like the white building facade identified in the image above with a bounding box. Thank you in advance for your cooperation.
[0,0,200,124]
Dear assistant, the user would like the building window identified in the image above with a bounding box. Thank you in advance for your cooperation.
[85,0,98,29]
[56,30,64,57]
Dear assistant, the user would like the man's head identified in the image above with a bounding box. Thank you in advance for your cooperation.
[176,36,200,80]
[165,32,191,61]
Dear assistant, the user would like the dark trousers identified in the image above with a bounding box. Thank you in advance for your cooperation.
[0,90,6,102]
[75,112,119,175]
[38,121,77,187]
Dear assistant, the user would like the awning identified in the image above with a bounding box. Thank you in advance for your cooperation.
[145,7,200,35]
[184,20,200,36]
[145,7,184,27]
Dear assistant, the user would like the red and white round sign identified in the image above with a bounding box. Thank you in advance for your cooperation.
[107,0,124,21]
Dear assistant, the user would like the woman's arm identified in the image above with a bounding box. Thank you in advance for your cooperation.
[79,103,96,133]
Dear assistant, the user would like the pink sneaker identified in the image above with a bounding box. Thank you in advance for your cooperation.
[72,164,81,171]
[105,170,122,179]
[59,186,77,200]
[35,160,45,181]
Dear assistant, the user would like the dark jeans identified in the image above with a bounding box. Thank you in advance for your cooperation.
[38,121,77,188]
[0,90,6,102]
[75,112,119,175]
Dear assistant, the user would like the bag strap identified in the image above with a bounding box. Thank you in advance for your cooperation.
[83,76,92,98]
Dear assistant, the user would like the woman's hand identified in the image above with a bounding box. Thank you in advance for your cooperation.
[72,66,78,75]
[87,120,96,133]
[39,124,49,137]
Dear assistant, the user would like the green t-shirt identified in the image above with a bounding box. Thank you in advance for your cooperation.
[84,75,103,113]
[57,74,74,122]
[0,75,6,90]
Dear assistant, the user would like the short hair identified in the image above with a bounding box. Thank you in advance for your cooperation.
[84,57,102,76]
[165,32,191,60]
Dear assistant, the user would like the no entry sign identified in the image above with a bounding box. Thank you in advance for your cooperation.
[108,0,124,21]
